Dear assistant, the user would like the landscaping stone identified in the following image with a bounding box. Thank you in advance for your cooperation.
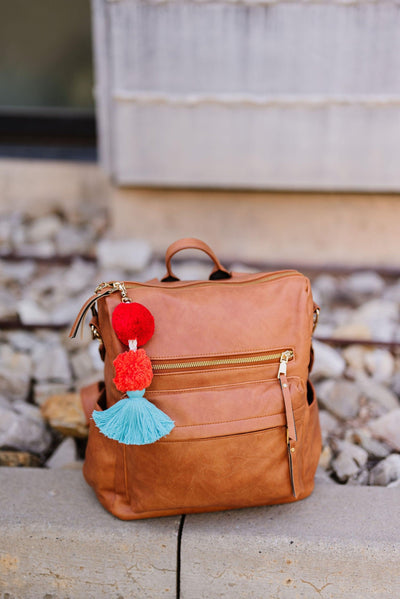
[364,348,395,383]
[369,454,400,486]
[41,392,88,438]
[369,408,400,451]
[46,437,78,469]
[0,450,41,467]
[97,237,152,271]
[310,340,346,380]
[315,379,361,420]
[33,340,72,383]
[0,344,32,402]
[0,402,51,454]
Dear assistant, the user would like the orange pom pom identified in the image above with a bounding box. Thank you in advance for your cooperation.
[113,348,153,393]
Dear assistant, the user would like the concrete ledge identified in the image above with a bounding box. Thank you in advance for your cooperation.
[181,484,400,599]
[0,469,180,599]
[0,469,399,598]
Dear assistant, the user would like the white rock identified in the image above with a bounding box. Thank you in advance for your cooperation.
[0,259,36,284]
[369,409,400,451]
[345,428,391,459]
[16,241,56,258]
[33,341,72,383]
[6,331,38,352]
[311,340,346,381]
[0,403,52,453]
[70,349,96,381]
[369,454,400,486]
[46,437,77,469]
[55,224,95,255]
[33,382,71,406]
[331,452,360,482]
[354,300,399,342]
[319,444,333,470]
[63,259,96,295]
[332,322,372,341]
[342,272,385,299]
[388,479,400,488]
[311,274,341,306]
[354,373,399,414]
[0,345,32,402]
[26,214,63,243]
[342,345,369,372]
[316,379,360,420]
[17,298,49,325]
[364,349,395,383]
[0,289,18,320]
[332,439,368,468]
[97,238,151,271]
[88,341,105,372]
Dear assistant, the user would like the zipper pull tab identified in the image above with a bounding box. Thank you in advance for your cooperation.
[112,281,131,303]
[278,350,292,379]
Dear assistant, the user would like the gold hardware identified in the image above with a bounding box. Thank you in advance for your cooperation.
[278,350,293,379]
[313,308,320,333]
[152,350,293,372]
[112,281,131,303]
[90,324,102,342]
[95,282,110,294]
[290,447,295,453]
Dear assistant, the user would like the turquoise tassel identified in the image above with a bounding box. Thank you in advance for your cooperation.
[92,389,175,445]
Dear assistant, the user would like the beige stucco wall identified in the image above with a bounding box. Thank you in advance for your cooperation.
[112,187,400,269]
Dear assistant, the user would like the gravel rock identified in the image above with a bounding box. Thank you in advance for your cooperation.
[55,224,95,255]
[342,345,369,372]
[0,259,36,284]
[342,271,385,301]
[63,259,96,295]
[331,439,368,468]
[319,444,333,470]
[0,345,32,401]
[0,450,41,467]
[316,379,361,420]
[33,383,71,407]
[46,437,78,469]
[97,238,151,271]
[41,393,88,438]
[331,451,360,482]
[311,340,346,381]
[369,408,400,451]
[26,214,63,243]
[319,410,340,442]
[0,289,19,320]
[364,349,395,383]
[33,341,72,383]
[0,402,52,454]
[369,454,400,486]
[345,428,391,459]
[355,373,399,414]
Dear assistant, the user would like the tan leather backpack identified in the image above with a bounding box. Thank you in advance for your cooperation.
[71,238,321,520]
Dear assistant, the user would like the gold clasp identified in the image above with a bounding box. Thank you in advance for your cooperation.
[112,281,131,303]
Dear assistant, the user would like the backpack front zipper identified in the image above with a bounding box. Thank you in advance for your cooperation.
[151,350,293,373]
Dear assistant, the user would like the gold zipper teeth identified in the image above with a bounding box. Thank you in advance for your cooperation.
[152,351,293,371]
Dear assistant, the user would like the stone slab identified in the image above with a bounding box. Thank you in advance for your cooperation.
[181,483,400,598]
[0,468,180,599]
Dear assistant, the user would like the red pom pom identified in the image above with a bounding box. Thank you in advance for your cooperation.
[112,302,155,347]
[113,348,153,393]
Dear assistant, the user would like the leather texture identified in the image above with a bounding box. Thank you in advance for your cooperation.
[75,239,321,520]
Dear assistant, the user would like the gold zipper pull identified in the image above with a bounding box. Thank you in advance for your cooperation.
[112,281,131,303]
[278,350,292,379]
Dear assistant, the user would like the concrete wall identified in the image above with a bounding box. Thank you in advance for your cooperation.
[92,0,400,191]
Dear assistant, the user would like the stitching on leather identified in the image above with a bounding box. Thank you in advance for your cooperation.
[169,404,304,429]
[147,375,303,395]
[150,347,295,361]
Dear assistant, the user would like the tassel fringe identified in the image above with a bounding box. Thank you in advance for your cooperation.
[92,389,174,445]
